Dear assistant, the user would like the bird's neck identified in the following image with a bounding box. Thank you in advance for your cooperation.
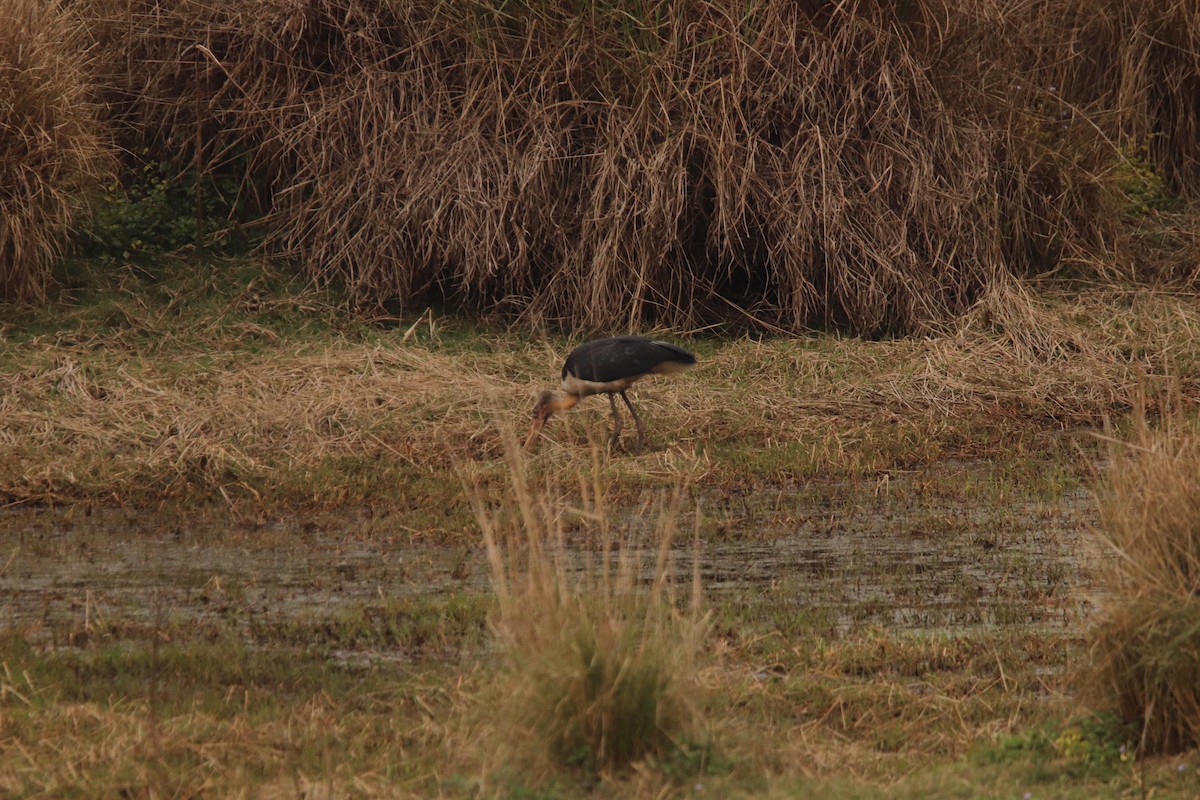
[552,393,580,412]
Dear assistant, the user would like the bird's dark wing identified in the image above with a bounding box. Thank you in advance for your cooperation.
[643,339,696,365]
[562,336,696,383]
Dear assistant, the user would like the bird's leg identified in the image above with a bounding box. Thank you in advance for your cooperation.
[608,393,624,451]
[619,391,646,451]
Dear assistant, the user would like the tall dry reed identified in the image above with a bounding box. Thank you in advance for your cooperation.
[75,0,1160,332]
[466,438,709,775]
[1090,393,1200,755]
[998,0,1200,199]
[0,0,109,301]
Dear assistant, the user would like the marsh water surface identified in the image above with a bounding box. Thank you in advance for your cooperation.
[1,462,1101,653]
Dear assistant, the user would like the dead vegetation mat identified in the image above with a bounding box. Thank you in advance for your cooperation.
[1,261,1197,512]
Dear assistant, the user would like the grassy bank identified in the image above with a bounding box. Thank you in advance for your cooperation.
[3,257,1198,517]
[7,627,1195,798]
[3,257,1200,796]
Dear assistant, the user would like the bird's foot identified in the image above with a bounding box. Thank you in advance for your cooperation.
[607,435,650,455]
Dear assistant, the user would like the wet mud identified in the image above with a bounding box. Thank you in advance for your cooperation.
[1,463,1101,650]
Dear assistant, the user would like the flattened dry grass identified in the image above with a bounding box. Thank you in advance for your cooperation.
[2,261,1199,510]
[0,339,520,506]
[709,631,1075,784]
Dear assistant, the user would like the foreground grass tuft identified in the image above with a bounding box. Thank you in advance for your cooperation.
[1092,394,1200,755]
[467,439,710,776]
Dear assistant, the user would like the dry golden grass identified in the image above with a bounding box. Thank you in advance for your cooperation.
[0,659,447,798]
[1002,0,1200,199]
[0,339,521,505]
[71,0,1156,333]
[0,0,109,302]
[2,264,1199,510]
[1091,391,1200,755]
[463,436,708,777]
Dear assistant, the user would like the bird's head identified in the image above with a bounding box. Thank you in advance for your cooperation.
[524,391,577,451]
[524,391,556,451]
[532,390,556,421]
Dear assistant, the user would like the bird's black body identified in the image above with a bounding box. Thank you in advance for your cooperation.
[526,336,697,452]
[561,336,696,389]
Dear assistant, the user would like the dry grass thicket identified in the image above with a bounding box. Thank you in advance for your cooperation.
[1007,0,1200,198]
[0,0,109,302]
[76,0,1180,333]
[1091,395,1200,755]
[465,439,708,775]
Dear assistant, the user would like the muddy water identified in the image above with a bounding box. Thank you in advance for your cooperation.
[1,511,482,645]
[0,465,1102,648]
[697,485,1099,632]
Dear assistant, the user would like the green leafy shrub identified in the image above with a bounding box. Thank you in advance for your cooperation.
[80,158,251,262]
[1113,142,1173,217]
[1053,713,1132,772]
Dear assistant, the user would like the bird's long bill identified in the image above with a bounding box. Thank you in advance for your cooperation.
[524,418,546,452]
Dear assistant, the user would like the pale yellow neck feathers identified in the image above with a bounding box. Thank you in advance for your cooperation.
[552,393,580,413]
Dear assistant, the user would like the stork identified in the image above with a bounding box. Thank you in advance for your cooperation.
[524,336,697,452]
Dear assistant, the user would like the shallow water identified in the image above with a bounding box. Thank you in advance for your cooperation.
[0,463,1101,649]
[697,486,1098,633]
